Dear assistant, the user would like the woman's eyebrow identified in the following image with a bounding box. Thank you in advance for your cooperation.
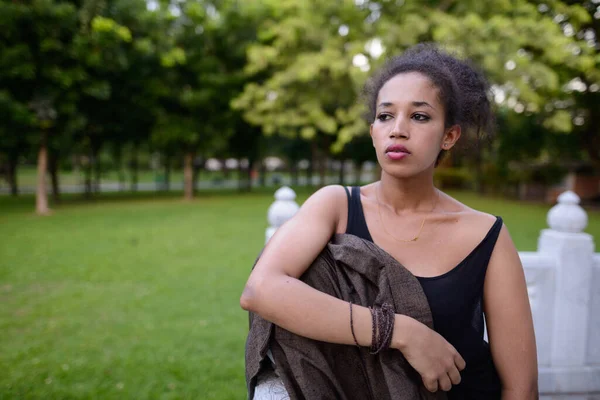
[412,101,435,110]
[377,101,436,110]
[377,102,393,110]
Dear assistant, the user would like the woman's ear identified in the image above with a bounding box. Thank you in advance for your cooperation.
[370,124,375,148]
[441,125,461,150]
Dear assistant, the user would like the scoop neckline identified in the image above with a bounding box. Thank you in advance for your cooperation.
[349,186,502,280]
[368,216,501,281]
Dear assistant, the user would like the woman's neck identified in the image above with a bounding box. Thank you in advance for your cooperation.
[378,171,438,215]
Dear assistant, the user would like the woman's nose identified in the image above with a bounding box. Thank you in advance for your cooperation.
[389,117,409,139]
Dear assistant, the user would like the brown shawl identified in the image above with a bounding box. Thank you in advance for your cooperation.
[245,234,446,400]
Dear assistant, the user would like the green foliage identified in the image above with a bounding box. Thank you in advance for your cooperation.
[160,47,186,68]
[91,16,133,42]
[0,0,80,133]
[233,0,597,167]
[0,0,599,200]
[232,0,372,152]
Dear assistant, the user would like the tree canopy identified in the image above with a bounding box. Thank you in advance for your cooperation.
[0,0,597,212]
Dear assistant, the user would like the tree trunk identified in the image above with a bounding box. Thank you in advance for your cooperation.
[222,158,230,180]
[245,156,255,192]
[84,148,92,198]
[84,165,92,197]
[239,159,251,191]
[93,146,101,194]
[338,159,346,185]
[7,154,18,196]
[578,82,600,171]
[245,161,253,191]
[354,162,363,185]
[130,149,138,192]
[36,130,50,215]
[259,162,266,187]
[184,151,194,200]
[192,162,201,195]
[291,160,299,187]
[319,136,331,187]
[309,141,318,187]
[306,159,313,187]
[164,155,171,191]
[115,149,125,192]
[49,150,60,203]
[319,154,327,187]
[237,161,243,191]
[581,116,600,171]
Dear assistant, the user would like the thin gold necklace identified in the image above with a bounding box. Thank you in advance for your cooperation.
[375,183,438,243]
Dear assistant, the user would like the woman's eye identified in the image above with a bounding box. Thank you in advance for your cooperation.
[412,113,430,122]
[377,114,392,122]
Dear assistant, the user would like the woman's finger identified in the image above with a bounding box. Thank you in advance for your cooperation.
[424,378,438,393]
[454,353,466,370]
[438,375,452,392]
[448,367,462,385]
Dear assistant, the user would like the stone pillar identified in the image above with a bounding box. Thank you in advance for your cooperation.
[537,191,599,393]
[266,186,299,244]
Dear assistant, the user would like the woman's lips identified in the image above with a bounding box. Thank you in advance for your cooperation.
[386,151,409,160]
[385,144,410,160]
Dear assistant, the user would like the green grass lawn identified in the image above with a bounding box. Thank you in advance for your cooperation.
[1,188,599,399]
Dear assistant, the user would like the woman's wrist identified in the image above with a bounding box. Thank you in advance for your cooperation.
[391,314,416,351]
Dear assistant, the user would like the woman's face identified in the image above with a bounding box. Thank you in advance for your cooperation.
[370,72,460,178]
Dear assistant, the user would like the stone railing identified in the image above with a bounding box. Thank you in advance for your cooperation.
[265,187,600,395]
[524,191,599,394]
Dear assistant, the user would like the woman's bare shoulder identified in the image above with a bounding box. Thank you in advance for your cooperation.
[301,184,349,227]
[299,184,348,205]
[437,190,499,230]
[311,184,349,206]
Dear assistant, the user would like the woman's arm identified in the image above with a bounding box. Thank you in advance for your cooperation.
[241,185,375,345]
[241,185,465,393]
[484,224,538,399]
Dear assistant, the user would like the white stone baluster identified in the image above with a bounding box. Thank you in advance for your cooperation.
[537,191,598,393]
[266,186,299,244]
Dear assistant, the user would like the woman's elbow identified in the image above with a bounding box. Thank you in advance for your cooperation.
[239,286,254,312]
[240,277,266,312]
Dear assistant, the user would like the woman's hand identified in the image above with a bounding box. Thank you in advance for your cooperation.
[393,315,465,392]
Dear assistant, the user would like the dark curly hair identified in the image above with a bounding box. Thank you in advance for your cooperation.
[363,43,495,164]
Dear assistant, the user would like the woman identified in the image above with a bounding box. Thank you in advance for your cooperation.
[241,44,538,399]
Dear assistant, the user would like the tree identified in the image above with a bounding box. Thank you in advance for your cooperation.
[225,120,263,191]
[536,0,600,168]
[152,0,265,199]
[0,0,84,214]
[234,0,593,190]
[374,0,596,190]
[232,0,371,158]
[0,91,34,196]
[73,0,166,196]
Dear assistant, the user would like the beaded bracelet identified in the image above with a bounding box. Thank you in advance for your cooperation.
[349,302,360,347]
[369,303,395,354]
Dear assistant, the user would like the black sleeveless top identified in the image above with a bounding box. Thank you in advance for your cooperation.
[344,186,502,400]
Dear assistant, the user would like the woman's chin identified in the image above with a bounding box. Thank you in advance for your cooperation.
[381,164,433,180]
